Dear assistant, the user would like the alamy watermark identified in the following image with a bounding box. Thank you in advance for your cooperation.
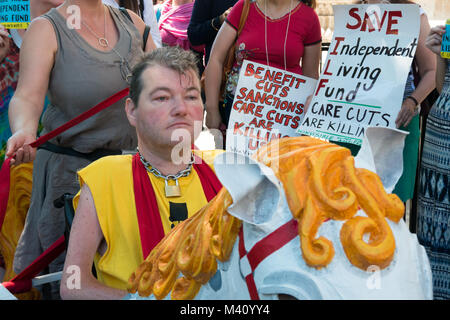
[66,5,80,30]
[366,265,381,290]
[65,265,81,290]
[169,120,281,175]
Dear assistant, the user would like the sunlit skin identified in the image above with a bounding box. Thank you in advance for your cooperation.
[6,0,156,166]
[125,65,204,175]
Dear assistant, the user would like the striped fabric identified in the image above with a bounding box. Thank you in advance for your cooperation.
[417,61,450,300]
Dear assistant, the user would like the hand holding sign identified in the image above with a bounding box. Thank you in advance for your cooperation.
[298,4,420,146]
[226,60,317,156]
[425,25,446,56]
[395,96,418,129]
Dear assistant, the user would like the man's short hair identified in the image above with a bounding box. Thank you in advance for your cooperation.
[129,46,200,106]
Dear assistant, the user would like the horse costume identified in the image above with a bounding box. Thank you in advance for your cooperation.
[126,128,432,300]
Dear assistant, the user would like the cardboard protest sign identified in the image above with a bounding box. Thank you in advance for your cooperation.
[298,4,420,146]
[226,60,317,156]
[0,0,30,29]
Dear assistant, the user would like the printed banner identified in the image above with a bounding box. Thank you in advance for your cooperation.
[298,4,420,145]
[0,0,30,29]
[226,60,317,156]
[441,22,450,59]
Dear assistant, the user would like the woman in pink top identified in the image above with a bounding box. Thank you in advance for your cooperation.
[158,0,205,74]
[158,0,203,51]
[204,0,321,130]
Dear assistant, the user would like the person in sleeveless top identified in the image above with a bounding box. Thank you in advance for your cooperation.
[6,0,156,299]
[417,25,450,300]
[60,47,223,299]
[0,1,64,166]
[102,0,163,48]
[0,24,19,167]
[0,0,64,286]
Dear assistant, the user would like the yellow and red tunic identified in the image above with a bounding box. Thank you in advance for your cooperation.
[73,150,224,290]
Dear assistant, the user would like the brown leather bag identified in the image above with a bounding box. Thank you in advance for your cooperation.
[220,0,251,97]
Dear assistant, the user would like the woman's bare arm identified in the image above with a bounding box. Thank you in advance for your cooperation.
[7,17,57,165]
[204,22,237,129]
[60,184,127,300]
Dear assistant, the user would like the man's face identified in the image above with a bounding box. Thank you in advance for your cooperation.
[126,65,204,151]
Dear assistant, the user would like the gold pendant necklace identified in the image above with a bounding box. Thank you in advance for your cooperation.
[71,2,133,83]
[79,4,109,48]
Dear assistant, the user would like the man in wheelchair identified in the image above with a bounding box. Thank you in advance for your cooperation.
[60,46,223,299]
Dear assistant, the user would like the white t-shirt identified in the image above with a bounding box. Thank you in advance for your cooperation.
[102,0,162,48]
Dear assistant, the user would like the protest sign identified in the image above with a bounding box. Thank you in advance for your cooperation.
[441,20,450,59]
[226,60,317,156]
[0,0,30,29]
[298,4,420,146]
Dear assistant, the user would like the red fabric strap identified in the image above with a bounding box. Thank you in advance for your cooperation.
[2,279,31,294]
[238,219,299,300]
[132,153,223,259]
[244,274,260,300]
[0,89,128,293]
[30,88,130,149]
[132,154,166,260]
[11,235,66,282]
[3,235,66,294]
[246,219,298,271]
[0,88,130,233]
[192,155,223,202]
[238,227,246,258]
[0,158,11,234]
[238,228,260,300]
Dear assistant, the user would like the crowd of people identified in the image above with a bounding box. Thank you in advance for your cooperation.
[0,0,448,300]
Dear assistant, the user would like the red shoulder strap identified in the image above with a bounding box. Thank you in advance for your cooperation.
[132,153,223,259]
[0,158,12,234]
[0,88,130,233]
[132,153,166,259]
[193,155,223,201]
[0,89,129,293]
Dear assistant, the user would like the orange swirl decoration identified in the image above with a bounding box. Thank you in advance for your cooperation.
[253,136,404,270]
[128,136,405,299]
[128,188,241,299]
[0,163,40,299]
[339,158,404,270]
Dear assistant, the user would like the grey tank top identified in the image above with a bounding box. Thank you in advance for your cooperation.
[40,6,144,153]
